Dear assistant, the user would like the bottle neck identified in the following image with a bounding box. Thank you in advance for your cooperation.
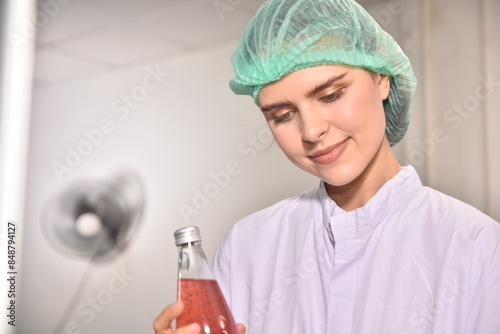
[177,241,214,280]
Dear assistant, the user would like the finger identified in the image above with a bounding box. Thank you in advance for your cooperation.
[176,323,201,334]
[236,323,246,334]
[153,302,183,333]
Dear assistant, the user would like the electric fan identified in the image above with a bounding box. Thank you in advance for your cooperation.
[41,170,144,262]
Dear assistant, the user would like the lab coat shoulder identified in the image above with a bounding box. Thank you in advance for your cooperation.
[235,186,321,232]
[408,185,499,232]
[214,187,319,266]
[212,187,320,323]
[400,185,500,268]
[218,186,321,252]
[404,185,500,332]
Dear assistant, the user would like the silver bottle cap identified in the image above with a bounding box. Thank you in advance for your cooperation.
[174,226,202,246]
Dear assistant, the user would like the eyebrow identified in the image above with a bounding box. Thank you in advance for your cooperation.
[260,100,293,113]
[305,72,347,98]
[260,72,348,113]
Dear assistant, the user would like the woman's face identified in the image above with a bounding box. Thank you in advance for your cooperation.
[258,64,391,188]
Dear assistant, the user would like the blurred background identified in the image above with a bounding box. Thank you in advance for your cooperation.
[0,0,498,333]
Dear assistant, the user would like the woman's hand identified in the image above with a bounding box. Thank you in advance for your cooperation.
[153,302,246,334]
[153,302,199,334]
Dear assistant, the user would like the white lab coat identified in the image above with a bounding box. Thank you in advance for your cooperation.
[213,166,500,333]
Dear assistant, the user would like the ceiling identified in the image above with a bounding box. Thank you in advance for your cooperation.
[34,0,267,85]
[33,0,381,86]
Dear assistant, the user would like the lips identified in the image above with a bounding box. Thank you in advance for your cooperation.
[308,138,350,165]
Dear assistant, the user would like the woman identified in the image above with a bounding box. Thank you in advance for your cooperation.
[154,0,500,333]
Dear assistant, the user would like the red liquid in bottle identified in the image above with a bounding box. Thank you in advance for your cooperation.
[177,279,237,334]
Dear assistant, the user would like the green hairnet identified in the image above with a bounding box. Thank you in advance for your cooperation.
[229,0,417,146]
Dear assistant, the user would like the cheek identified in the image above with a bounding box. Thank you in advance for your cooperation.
[337,90,386,134]
[268,126,303,162]
[270,128,294,152]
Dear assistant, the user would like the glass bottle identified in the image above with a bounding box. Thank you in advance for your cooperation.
[174,226,237,334]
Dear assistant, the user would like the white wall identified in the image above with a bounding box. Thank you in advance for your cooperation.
[18,40,316,333]
[362,0,500,221]
[16,0,500,333]
[416,0,500,218]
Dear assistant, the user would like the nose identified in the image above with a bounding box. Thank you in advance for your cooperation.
[300,106,328,143]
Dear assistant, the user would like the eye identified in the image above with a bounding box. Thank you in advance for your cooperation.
[274,111,293,123]
[321,89,344,103]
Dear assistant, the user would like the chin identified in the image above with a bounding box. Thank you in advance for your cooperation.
[322,174,358,187]
[293,156,368,187]
[317,163,366,187]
